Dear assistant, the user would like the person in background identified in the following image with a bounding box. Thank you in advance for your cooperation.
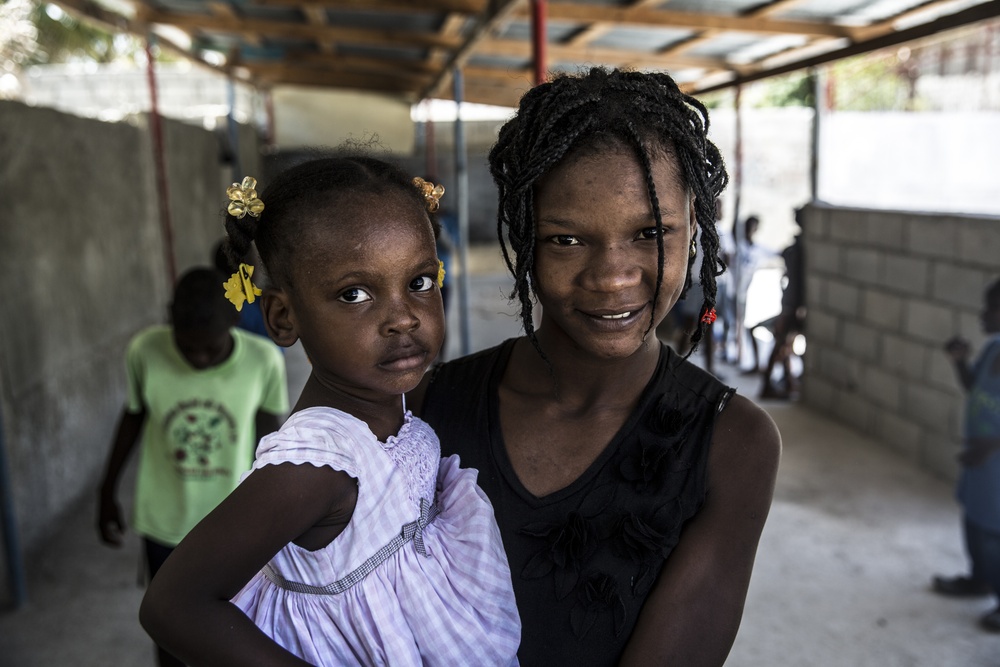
[98,266,288,667]
[933,277,1000,633]
[758,209,806,399]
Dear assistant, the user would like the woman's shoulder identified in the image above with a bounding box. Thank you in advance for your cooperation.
[712,393,782,473]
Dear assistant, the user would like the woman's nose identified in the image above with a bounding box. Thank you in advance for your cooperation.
[582,245,643,292]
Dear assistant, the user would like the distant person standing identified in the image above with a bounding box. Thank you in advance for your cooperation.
[759,209,806,399]
[98,267,288,666]
[933,277,1000,633]
[733,215,767,369]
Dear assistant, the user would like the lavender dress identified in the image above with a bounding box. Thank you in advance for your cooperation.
[232,406,521,666]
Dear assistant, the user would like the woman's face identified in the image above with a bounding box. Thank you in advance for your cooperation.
[531,146,696,361]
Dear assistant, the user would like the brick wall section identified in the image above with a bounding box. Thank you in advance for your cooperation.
[802,203,1000,481]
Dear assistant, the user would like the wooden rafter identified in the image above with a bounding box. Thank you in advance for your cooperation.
[138,8,464,50]
[515,3,858,38]
[34,0,1000,105]
[420,0,525,100]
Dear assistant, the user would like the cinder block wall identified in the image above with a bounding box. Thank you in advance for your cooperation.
[802,202,1000,481]
[0,101,260,604]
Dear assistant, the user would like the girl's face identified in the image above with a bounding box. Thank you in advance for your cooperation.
[532,147,695,361]
[282,191,445,400]
[173,327,233,370]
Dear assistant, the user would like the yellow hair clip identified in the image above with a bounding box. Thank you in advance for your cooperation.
[223,263,262,312]
[227,176,265,219]
[437,260,446,288]
[413,177,445,213]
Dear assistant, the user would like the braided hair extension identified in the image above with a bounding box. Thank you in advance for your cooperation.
[489,67,729,356]
[221,155,436,290]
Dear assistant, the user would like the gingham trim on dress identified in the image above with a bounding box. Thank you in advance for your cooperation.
[262,498,441,596]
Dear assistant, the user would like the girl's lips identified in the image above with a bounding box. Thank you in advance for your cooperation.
[379,347,428,371]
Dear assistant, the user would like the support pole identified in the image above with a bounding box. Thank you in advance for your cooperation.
[453,68,472,356]
[531,0,548,85]
[732,84,746,365]
[227,77,242,183]
[145,37,177,287]
[810,67,824,202]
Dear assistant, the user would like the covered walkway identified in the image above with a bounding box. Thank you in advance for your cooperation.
[1,266,997,666]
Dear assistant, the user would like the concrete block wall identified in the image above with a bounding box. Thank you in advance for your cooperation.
[0,101,260,604]
[802,202,1000,481]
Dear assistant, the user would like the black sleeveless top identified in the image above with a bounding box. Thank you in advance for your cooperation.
[422,339,734,666]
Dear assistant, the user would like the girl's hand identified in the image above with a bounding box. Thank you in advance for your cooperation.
[97,492,125,547]
[944,336,970,362]
[960,438,1000,467]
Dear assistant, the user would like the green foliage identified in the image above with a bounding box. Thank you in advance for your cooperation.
[751,71,814,108]
[826,52,921,111]
[1,1,142,67]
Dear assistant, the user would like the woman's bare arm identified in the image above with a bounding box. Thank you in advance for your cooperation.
[619,394,781,666]
[140,462,357,667]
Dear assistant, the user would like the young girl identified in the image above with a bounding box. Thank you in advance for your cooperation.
[140,158,521,666]
[414,68,781,666]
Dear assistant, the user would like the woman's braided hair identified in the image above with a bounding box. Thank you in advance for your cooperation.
[489,67,729,355]
[221,155,436,289]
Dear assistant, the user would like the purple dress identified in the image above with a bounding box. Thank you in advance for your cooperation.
[232,407,521,666]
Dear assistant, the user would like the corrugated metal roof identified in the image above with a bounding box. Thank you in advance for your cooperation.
[52,0,1000,105]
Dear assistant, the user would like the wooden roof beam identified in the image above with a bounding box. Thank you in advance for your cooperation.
[477,37,729,70]
[694,0,1000,94]
[141,9,464,50]
[516,3,856,38]
[563,0,664,47]
[254,0,486,13]
[209,2,261,46]
[301,6,335,54]
[420,0,525,100]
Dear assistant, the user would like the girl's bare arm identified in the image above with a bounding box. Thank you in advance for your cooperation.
[140,462,357,667]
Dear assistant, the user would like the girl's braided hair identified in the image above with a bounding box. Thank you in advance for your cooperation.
[489,67,729,356]
[221,155,436,289]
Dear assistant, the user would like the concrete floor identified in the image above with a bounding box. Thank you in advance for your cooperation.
[2,268,999,666]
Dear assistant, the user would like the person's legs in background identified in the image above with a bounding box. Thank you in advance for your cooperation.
[145,539,186,667]
[964,517,1000,631]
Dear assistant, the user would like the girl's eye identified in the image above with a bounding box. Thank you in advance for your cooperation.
[338,288,372,304]
[550,235,581,246]
[410,276,434,292]
[639,227,662,240]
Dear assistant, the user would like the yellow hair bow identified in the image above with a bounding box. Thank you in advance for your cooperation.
[413,177,445,213]
[223,263,262,312]
[227,176,265,219]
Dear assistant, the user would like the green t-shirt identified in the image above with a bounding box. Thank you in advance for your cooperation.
[126,325,289,546]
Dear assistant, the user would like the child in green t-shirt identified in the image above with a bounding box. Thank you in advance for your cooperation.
[98,266,288,667]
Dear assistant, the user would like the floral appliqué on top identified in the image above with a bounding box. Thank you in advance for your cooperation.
[521,391,698,639]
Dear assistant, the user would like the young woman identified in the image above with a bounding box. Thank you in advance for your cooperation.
[415,68,781,666]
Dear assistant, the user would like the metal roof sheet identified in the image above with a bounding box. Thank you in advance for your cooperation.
[52,0,1000,105]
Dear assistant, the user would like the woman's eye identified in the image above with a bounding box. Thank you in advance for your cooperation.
[410,276,434,292]
[338,288,372,304]
[550,235,581,246]
[639,227,662,240]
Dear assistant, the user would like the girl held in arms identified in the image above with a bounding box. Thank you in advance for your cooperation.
[140,158,521,666]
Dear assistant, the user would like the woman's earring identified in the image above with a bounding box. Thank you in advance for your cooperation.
[690,239,698,259]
